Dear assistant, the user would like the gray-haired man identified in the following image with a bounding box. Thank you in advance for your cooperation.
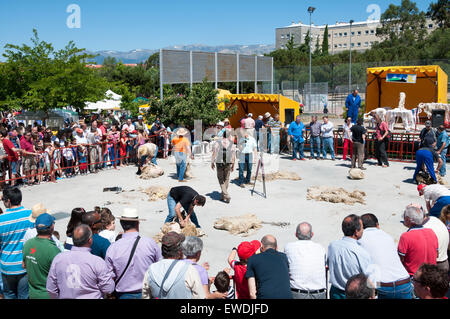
[284,223,327,299]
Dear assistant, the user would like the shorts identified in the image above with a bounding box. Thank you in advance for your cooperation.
[23,156,37,171]
[10,161,18,175]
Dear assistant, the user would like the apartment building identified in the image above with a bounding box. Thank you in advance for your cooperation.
[276,19,438,54]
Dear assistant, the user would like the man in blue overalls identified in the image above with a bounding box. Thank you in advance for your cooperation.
[413,147,438,184]
[345,90,361,124]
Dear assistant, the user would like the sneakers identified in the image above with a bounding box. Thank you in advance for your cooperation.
[292,158,297,161]
[178,179,188,183]
[197,228,206,236]
[238,183,245,188]
[300,158,307,161]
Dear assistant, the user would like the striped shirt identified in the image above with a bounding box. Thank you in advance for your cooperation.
[0,206,34,275]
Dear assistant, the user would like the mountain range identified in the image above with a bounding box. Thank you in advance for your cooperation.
[87,44,275,64]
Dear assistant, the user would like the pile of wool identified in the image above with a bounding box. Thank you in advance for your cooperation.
[153,221,204,243]
[141,186,169,201]
[213,214,262,236]
[306,186,366,205]
[348,168,364,180]
[139,164,164,180]
[253,171,302,182]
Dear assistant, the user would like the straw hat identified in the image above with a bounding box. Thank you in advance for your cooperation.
[264,112,271,118]
[176,127,189,136]
[119,208,146,221]
[30,203,50,223]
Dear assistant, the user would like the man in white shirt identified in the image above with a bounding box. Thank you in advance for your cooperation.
[74,128,87,145]
[422,210,449,272]
[122,118,135,132]
[237,128,257,188]
[321,116,335,160]
[358,213,412,299]
[284,222,326,299]
[418,183,450,218]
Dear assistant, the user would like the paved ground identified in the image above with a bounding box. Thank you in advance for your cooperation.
[18,152,445,278]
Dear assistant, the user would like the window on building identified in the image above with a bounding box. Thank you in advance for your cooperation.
[287,33,290,38]
[338,44,342,47]
[365,30,369,35]
[344,32,347,36]
[351,31,355,36]
[281,34,284,39]
[343,43,347,47]
[357,31,361,35]
[351,43,355,47]
[364,42,368,47]
[370,30,374,34]
[429,24,433,28]
[339,32,342,37]
[328,34,331,37]
[357,42,361,47]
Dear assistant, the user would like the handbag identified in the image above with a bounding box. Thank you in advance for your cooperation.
[107,235,141,299]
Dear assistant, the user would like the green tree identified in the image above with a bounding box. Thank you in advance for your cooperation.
[1,29,107,115]
[427,0,450,29]
[376,0,426,44]
[147,80,236,127]
[321,25,329,55]
[314,35,321,55]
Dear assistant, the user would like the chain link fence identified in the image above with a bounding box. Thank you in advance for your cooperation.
[273,58,450,116]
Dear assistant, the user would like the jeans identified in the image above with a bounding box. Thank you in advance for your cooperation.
[439,149,447,176]
[329,285,346,299]
[174,152,187,181]
[291,140,305,159]
[2,273,29,299]
[267,132,271,154]
[238,153,253,184]
[322,137,335,159]
[116,292,142,299]
[310,136,321,158]
[152,146,159,165]
[270,134,280,154]
[377,282,413,299]
[109,146,119,166]
[165,195,201,228]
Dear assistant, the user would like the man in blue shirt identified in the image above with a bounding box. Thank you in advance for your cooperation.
[288,115,306,161]
[435,125,449,177]
[0,187,33,299]
[81,211,111,259]
[345,90,361,124]
[327,214,372,299]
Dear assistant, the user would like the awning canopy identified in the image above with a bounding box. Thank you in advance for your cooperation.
[85,90,122,111]
[365,65,448,113]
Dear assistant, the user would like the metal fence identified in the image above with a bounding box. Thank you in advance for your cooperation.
[274,58,450,115]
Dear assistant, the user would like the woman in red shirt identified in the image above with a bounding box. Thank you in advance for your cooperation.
[374,114,390,168]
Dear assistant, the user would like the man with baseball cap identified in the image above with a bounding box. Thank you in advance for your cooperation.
[22,213,61,299]
[142,232,205,299]
[418,183,450,218]
[419,120,437,149]
[227,240,261,299]
[134,115,149,135]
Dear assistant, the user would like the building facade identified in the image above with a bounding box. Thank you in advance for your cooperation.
[276,19,438,54]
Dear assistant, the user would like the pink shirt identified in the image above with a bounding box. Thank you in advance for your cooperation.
[376,122,389,140]
[20,136,34,153]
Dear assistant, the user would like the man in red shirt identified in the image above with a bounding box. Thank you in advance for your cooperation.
[398,205,438,276]
[227,240,261,299]
[0,129,22,186]
[20,131,39,185]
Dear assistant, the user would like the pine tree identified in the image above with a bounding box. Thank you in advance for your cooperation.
[322,25,329,55]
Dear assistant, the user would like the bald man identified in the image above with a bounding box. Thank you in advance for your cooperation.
[284,223,327,299]
[246,235,292,299]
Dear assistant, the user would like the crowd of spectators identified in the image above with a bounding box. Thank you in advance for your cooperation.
[0,185,448,300]
[0,112,173,187]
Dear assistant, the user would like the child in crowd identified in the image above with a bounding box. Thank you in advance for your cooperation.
[62,140,74,177]
[35,140,45,184]
[227,240,261,299]
[98,207,116,243]
[52,140,62,179]
[77,145,88,175]
[213,269,235,299]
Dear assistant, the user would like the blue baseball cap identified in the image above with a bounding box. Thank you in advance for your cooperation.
[35,213,55,230]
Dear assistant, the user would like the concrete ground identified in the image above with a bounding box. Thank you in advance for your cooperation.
[17,152,444,278]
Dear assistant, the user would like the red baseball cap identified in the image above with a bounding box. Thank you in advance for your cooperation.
[237,240,261,260]
[417,184,426,194]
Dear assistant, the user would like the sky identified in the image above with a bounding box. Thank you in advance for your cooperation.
[0,0,435,55]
